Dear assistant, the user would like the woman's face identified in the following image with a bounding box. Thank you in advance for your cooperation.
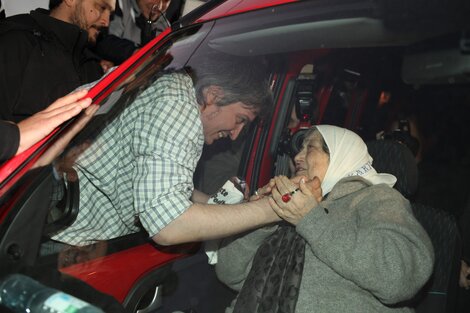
[294,130,330,182]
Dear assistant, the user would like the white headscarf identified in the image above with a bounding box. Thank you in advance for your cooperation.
[315,125,397,195]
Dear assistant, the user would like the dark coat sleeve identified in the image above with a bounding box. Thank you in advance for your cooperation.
[94,34,137,65]
[459,198,470,262]
[0,29,36,121]
[0,120,20,162]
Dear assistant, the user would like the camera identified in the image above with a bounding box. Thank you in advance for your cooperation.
[278,128,310,158]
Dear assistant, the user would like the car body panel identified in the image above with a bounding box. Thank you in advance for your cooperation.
[60,243,196,302]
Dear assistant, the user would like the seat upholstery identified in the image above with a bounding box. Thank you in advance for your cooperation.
[367,139,461,313]
[411,203,461,313]
[367,139,418,198]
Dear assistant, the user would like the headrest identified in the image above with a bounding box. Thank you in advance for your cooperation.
[366,139,418,198]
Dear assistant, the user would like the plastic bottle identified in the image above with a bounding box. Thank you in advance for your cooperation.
[0,273,104,313]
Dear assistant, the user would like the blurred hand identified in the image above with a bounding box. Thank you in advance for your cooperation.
[16,90,92,155]
[100,59,115,73]
[460,260,470,289]
[58,241,108,269]
[269,175,323,225]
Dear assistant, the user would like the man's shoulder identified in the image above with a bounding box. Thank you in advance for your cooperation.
[1,13,38,32]
[0,15,44,52]
[161,70,194,89]
[0,13,48,42]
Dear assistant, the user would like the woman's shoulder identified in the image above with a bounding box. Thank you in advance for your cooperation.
[332,177,407,205]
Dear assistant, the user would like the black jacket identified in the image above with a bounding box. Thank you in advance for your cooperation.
[0,0,5,20]
[0,9,103,122]
[0,120,19,162]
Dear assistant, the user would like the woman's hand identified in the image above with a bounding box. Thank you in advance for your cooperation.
[250,178,276,201]
[269,175,322,225]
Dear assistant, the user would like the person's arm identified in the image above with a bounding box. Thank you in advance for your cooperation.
[152,198,279,245]
[295,183,434,304]
[0,90,92,163]
[129,73,279,246]
[0,121,20,161]
[16,90,92,155]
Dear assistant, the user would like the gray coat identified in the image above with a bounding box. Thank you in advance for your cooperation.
[216,177,434,313]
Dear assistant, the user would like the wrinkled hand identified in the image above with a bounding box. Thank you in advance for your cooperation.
[250,178,276,201]
[269,175,322,225]
[459,260,470,289]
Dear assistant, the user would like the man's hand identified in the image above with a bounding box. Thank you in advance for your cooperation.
[250,178,276,201]
[100,59,114,73]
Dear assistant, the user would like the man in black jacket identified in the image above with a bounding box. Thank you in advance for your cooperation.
[0,0,115,123]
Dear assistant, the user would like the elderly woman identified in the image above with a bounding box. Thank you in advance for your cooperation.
[216,125,434,313]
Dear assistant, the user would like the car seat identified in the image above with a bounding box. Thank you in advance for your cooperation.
[366,139,461,313]
[411,203,461,313]
[366,139,418,198]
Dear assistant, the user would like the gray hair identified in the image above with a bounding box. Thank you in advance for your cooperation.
[192,54,273,120]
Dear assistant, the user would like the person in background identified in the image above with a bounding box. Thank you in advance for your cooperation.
[94,0,172,64]
[0,0,5,19]
[216,125,434,313]
[0,0,114,123]
[0,90,93,163]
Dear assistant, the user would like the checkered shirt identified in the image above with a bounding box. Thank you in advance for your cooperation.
[53,72,204,246]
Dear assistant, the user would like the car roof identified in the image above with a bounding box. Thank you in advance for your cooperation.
[195,0,298,23]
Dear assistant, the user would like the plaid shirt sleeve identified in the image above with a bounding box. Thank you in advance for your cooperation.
[130,72,204,236]
[52,72,203,245]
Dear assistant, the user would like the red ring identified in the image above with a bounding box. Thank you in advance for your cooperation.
[281,193,291,203]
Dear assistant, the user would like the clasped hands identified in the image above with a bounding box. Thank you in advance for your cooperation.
[252,175,323,225]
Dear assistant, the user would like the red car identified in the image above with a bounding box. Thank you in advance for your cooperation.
[1,0,469,312]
